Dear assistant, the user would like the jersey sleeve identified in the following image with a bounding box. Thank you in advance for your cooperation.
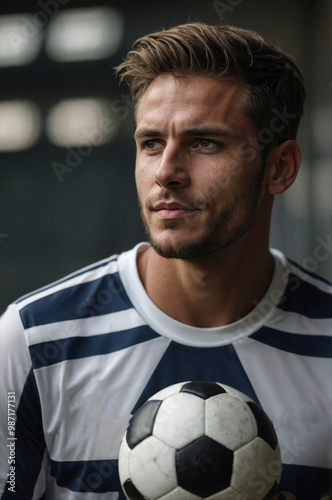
[0,305,47,499]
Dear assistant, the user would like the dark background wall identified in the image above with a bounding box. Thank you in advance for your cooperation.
[0,0,331,312]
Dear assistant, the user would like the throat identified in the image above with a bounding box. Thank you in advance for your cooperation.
[137,247,275,328]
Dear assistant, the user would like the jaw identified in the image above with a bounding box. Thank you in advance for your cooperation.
[143,214,207,260]
[141,193,273,263]
[142,212,242,261]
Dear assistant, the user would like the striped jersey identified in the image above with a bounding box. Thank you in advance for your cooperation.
[0,242,331,500]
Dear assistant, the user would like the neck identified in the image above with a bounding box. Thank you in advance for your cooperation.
[137,237,274,328]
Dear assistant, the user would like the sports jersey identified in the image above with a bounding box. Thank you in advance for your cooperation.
[0,242,331,500]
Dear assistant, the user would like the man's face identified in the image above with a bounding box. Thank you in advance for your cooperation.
[134,74,266,261]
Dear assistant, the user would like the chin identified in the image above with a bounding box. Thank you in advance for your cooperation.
[149,234,226,261]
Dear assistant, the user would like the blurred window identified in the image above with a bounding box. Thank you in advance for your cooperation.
[45,7,124,62]
[0,100,42,151]
[0,14,43,67]
[46,98,119,147]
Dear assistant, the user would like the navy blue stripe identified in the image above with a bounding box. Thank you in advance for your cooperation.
[278,273,332,318]
[29,325,159,368]
[19,272,131,329]
[252,326,332,357]
[49,459,123,496]
[15,256,117,305]
[132,342,261,414]
[279,463,332,499]
[3,370,46,498]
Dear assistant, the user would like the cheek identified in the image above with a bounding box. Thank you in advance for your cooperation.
[204,153,262,201]
[198,164,239,201]
[135,164,153,201]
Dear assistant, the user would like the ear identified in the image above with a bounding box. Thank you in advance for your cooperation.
[264,140,301,195]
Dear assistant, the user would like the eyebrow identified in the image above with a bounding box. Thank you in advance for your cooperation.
[134,129,162,140]
[181,127,233,138]
[134,126,233,140]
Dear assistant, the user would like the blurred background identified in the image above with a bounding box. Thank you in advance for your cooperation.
[0,0,331,312]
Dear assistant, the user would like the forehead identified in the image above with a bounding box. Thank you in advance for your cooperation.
[135,74,252,134]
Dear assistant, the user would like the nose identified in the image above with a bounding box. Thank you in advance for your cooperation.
[154,143,190,189]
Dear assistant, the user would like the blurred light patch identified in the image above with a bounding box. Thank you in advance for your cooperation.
[46,98,119,148]
[0,14,43,67]
[45,7,124,62]
[0,100,41,152]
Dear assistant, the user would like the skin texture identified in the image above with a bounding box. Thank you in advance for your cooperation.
[134,75,301,327]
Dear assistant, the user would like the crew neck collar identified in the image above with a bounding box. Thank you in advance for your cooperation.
[118,243,289,347]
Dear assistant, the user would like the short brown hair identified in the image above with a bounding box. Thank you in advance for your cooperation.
[116,22,305,150]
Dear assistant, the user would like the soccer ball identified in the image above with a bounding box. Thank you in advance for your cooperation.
[118,381,281,500]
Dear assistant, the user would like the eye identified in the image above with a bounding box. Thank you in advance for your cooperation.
[194,139,223,151]
[199,139,215,148]
[142,139,163,151]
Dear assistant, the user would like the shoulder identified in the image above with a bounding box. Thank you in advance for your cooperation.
[16,253,120,303]
[275,251,332,319]
[252,251,332,359]
[0,303,27,351]
[11,253,123,330]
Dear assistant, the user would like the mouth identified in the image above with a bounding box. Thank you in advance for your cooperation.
[151,201,199,220]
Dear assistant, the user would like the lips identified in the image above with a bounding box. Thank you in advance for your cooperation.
[151,201,199,220]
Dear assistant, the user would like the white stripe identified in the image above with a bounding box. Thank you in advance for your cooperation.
[17,259,119,308]
[34,336,170,461]
[26,309,147,346]
[234,338,332,468]
[266,308,332,336]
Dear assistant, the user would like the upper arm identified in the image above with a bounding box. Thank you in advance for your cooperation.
[0,305,47,499]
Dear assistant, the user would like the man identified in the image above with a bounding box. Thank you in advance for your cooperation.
[0,22,331,500]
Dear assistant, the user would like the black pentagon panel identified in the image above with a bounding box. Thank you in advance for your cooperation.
[126,400,162,449]
[180,381,227,400]
[262,481,280,499]
[122,479,146,500]
[247,401,278,450]
[176,435,233,497]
